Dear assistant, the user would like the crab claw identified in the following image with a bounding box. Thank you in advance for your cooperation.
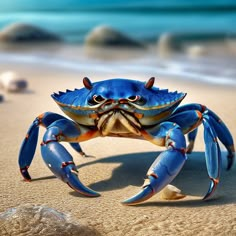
[63,163,100,197]
[202,178,219,200]
[122,148,187,205]
[41,141,100,197]
[122,184,154,206]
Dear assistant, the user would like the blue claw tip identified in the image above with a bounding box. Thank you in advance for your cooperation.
[67,182,100,197]
[203,178,219,200]
[65,168,100,197]
[20,167,31,181]
[122,186,154,206]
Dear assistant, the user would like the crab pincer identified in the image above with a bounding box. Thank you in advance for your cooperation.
[40,120,100,197]
[122,124,187,205]
[41,143,100,197]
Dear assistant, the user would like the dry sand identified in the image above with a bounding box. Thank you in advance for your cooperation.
[0,61,236,236]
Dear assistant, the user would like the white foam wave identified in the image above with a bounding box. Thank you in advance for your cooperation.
[0,52,235,87]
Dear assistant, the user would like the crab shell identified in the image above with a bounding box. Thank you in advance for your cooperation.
[51,77,186,132]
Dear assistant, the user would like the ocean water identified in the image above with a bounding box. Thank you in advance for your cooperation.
[0,1,235,86]
[0,1,236,43]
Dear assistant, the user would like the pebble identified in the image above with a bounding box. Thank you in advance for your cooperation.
[0,71,28,92]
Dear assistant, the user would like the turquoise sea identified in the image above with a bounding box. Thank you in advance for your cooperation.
[0,1,236,43]
[0,0,235,86]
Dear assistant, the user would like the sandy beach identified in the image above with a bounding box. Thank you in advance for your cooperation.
[0,45,236,236]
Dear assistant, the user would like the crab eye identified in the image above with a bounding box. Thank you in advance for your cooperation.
[93,95,106,103]
[127,95,140,102]
[127,95,146,105]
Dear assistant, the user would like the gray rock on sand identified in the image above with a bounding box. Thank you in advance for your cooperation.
[85,25,144,48]
[0,71,28,92]
[0,204,100,236]
[0,23,61,43]
[157,32,234,58]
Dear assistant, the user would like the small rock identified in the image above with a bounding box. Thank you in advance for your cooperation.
[0,71,28,92]
[186,45,208,58]
[0,23,61,43]
[85,25,144,48]
[0,204,100,236]
[160,184,186,200]
[157,33,180,57]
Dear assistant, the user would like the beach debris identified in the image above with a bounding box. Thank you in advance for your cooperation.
[157,33,180,58]
[0,94,3,102]
[157,32,235,57]
[160,184,186,200]
[0,23,61,43]
[0,204,100,236]
[0,71,28,92]
[186,45,208,58]
[18,77,235,206]
[85,25,144,48]
[226,38,236,54]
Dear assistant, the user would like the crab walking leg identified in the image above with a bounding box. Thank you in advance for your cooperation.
[69,143,85,156]
[205,110,235,170]
[202,115,222,200]
[186,128,198,154]
[122,122,187,205]
[172,103,235,168]
[19,112,68,181]
[171,104,206,153]
[18,118,39,180]
[41,119,100,197]
[167,109,203,154]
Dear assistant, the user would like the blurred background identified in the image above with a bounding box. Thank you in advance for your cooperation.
[0,0,236,87]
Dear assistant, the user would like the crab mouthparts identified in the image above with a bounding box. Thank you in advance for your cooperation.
[97,110,141,136]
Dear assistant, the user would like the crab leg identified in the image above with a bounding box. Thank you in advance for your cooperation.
[205,110,235,170]
[41,119,100,197]
[172,104,235,169]
[202,115,222,199]
[167,109,203,154]
[19,118,39,181]
[70,143,85,156]
[169,106,233,199]
[18,112,67,181]
[122,122,187,205]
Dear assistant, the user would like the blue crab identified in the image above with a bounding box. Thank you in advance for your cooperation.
[19,77,235,205]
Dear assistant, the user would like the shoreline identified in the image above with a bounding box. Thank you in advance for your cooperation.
[0,43,236,88]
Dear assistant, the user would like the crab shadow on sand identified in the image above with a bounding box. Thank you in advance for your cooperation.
[72,150,236,207]
[32,149,236,207]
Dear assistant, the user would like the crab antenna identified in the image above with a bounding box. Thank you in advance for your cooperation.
[83,77,93,90]
[145,77,155,89]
